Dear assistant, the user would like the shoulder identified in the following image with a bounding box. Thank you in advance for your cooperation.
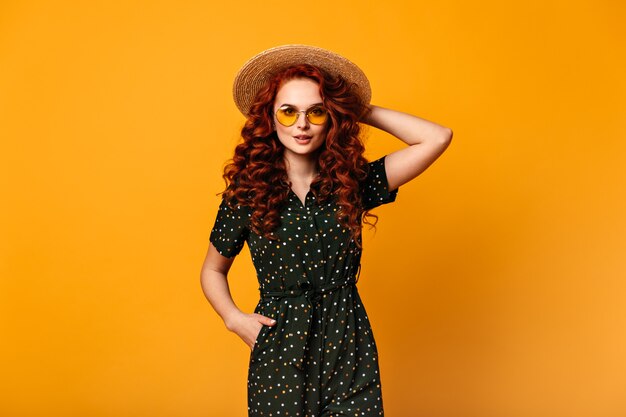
[218,193,252,218]
[210,194,251,258]
[361,155,399,210]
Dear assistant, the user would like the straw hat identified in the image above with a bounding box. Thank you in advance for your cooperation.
[232,44,371,116]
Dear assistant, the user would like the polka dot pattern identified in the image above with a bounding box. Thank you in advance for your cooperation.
[210,155,398,416]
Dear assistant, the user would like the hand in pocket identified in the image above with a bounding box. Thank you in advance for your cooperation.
[228,311,277,350]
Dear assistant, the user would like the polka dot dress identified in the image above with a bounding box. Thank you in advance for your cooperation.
[210,155,398,416]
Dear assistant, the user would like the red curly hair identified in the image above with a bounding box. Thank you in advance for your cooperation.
[220,64,378,248]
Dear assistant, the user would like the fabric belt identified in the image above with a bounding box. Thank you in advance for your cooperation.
[259,276,358,370]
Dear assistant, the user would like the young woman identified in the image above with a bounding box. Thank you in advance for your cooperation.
[200,45,452,416]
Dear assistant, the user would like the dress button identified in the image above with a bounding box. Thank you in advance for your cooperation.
[313,235,320,242]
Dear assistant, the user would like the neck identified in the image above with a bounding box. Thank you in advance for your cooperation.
[283,151,319,181]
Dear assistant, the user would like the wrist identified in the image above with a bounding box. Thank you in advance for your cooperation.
[223,309,244,331]
[360,104,374,125]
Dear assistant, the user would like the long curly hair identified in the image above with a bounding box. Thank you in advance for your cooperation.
[220,64,378,248]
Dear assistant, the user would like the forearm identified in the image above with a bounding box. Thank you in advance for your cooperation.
[200,269,243,330]
[360,104,452,190]
[362,104,452,146]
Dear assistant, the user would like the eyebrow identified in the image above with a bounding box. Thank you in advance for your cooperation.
[277,102,324,110]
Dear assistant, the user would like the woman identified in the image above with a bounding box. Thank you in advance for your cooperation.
[200,45,452,416]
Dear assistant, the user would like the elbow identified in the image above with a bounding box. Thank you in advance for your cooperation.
[200,269,210,290]
[436,127,453,148]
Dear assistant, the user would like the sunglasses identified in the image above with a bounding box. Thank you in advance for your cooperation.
[274,104,328,127]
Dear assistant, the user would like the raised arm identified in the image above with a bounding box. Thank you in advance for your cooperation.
[361,105,453,191]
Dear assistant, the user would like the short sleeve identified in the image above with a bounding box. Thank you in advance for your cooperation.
[209,196,251,258]
[361,155,399,211]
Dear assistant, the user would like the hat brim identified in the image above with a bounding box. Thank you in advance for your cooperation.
[232,44,371,116]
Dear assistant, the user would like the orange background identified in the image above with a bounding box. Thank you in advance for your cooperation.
[1,1,625,416]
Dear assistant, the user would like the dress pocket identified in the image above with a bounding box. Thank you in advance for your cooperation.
[252,324,272,358]
[250,300,279,361]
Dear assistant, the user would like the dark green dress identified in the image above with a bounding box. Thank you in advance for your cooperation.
[210,155,398,416]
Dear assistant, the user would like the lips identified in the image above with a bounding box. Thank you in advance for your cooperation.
[293,135,312,144]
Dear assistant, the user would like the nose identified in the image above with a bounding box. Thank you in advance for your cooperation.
[295,111,309,129]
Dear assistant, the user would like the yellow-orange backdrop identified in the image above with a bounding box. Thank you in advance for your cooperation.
[1,1,625,416]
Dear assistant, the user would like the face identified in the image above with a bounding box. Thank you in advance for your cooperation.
[272,78,327,160]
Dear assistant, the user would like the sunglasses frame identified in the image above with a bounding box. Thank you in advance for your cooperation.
[273,104,329,127]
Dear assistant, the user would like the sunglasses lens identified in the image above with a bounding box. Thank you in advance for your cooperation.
[306,107,328,125]
[275,107,297,126]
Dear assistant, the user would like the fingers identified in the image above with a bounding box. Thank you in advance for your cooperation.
[254,313,277,327]
[248,315,277,351]
[242,314,278,351]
